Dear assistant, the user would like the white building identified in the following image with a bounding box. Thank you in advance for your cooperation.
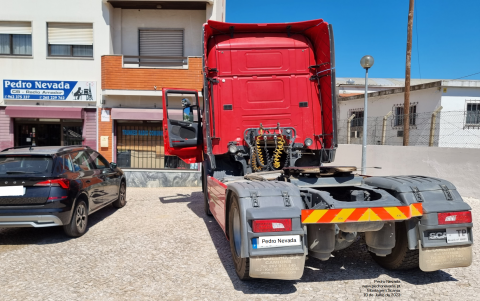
[0,0,225,186]
[336,78,480,148]
[337,77,441,96]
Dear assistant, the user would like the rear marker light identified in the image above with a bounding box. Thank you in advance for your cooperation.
[438,211,472,225]
[252,219,292,233]
[35,179,70,189]
[48,196,68,201]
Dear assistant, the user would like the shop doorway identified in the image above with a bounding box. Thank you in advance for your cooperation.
[15,119,83,147]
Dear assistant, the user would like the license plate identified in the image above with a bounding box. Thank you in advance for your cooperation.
[0,186,25,196]
[252,235,301,249]
[446,227,469,243]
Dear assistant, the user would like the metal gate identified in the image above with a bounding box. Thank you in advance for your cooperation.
[116,124,164,169]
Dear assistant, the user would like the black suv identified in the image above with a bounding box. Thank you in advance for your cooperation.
[0,145,126,237]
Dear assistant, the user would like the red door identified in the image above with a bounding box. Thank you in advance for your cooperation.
[162,88,203,163]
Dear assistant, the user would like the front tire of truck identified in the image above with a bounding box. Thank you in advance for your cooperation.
[370,221,419,270]
[228,194,251,280]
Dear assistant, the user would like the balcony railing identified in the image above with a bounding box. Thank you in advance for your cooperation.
[123,55,188,68]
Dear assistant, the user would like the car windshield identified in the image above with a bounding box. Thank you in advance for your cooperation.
[0,156,53,175]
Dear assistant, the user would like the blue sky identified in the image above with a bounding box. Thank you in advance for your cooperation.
[226,0,480,80]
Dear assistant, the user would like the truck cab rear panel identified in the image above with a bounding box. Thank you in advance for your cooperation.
[203,19,337,157]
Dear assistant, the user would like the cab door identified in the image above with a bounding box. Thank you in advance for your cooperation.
[162,88,203,164]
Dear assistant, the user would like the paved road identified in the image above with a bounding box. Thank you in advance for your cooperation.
[0,188,478,300]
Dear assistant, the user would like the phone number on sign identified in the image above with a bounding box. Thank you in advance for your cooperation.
[4,95,66,100]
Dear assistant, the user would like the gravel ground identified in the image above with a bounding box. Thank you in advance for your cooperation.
[0,188,478,301]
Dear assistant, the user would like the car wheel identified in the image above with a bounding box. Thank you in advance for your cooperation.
[228,194,251,280]
[113,181,127,208]
[63,199,88,237]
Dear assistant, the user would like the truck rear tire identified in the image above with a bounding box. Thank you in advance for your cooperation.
[370,221,419,270]
[228,194,251,280]
[202,166,212,216]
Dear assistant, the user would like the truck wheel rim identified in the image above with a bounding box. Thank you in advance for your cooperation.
[233,207,242,257]
[76,204,86,230]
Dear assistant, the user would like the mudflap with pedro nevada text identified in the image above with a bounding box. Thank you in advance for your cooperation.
[249,254,305,280]
[419,241,472,272]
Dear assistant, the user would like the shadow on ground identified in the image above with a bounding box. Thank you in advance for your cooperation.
[160,191,458,295]
[0,204,119,248]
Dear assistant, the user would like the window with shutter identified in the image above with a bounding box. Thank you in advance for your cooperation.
[139,29,184,67]
[0,21,32,56]
[47,23,93,57]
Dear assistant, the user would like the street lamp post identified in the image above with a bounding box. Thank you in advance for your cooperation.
[360,55,374,175]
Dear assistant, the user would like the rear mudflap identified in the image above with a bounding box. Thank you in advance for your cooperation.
[419,242,472,272]
[250,254,306,280]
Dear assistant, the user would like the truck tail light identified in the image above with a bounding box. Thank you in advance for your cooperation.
[438,211,472,225]
[35,178,70,189]
[252,219,292,233]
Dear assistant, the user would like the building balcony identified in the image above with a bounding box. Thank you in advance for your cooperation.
[101,55,203,94]
[108,0,213,10]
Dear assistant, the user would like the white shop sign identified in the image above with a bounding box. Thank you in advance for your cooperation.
[3,80,96,101]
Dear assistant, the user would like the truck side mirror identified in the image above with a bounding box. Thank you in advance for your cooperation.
[183,106,195,122]
[181,98,192,108]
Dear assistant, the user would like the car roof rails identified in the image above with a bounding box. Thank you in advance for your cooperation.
[57,145,91,153]
[1,145,91,153]
[1,146,33,152]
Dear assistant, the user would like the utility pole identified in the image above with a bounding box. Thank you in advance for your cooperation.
[403,0,414,146]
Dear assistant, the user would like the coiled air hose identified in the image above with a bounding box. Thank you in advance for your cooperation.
[273,135,285,169]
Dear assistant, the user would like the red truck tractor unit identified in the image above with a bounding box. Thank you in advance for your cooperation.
[162,19,473,280]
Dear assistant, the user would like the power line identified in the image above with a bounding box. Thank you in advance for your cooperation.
[453,71,480,80]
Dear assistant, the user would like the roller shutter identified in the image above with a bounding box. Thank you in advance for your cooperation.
[48,23,93,45]
[139,29,183,57]
[82,109,97,150]
[0,21,32,34]
[0,108,14,150]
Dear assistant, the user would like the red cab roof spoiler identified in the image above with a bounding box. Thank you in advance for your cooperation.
[205,18,325,35]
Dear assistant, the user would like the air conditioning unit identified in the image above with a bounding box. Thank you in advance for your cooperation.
[397,130,404,137]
